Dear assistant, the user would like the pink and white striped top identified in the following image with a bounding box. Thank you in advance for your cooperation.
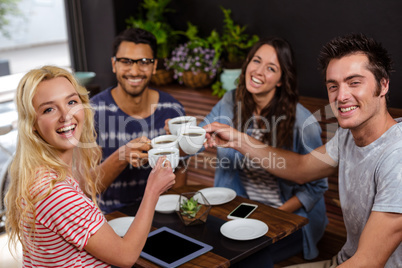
[22,170,110,267]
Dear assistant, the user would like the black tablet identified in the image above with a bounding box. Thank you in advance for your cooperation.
[140,227,213,268]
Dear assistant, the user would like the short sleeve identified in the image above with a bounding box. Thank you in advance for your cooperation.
[35,180,106,250]
[373,147,402,213]
[325,128,341,163]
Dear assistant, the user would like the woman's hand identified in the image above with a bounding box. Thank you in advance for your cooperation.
[146,156,176,196]
[278,196,303,213]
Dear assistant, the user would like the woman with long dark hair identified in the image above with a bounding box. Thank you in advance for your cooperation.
[200,37,328,264]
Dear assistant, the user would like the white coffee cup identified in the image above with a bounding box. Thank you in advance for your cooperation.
[151,135,179,149]
[178,126,206,155]
[168,116,197,136]
[148,147,179,171]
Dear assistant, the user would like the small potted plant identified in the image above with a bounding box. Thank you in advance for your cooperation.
[209,6,259,95]
[166,41,221,88]
[126,0,178,86]
[177,192,211,226]
[211,6,260,68]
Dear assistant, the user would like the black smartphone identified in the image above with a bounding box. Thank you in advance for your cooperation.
[227,203,258,219]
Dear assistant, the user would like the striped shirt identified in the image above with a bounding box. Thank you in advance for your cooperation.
[22,170,109,267]
[91,87,185,214]
[239,118,283,207]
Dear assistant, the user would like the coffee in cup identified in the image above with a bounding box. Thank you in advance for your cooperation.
[168,116,197,136]
[182,133,203,137]
[148,147,179,171]
[151,135,179,149]
[178,126,206,155]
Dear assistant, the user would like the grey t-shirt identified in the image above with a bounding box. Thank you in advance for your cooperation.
[326,118,402,267]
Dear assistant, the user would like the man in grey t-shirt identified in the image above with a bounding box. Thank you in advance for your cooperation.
[325,119,402,267]
[203,33,402,267]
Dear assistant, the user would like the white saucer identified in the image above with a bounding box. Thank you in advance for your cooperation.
[108,216,135,237]
[220,219,268,240]
[197,187,236,205]
[155,194,180,214]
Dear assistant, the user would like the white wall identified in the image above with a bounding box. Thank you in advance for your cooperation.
[0,0,67,50]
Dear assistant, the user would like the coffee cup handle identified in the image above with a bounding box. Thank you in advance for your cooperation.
[162,159,175,172]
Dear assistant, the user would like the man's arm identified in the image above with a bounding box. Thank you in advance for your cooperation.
[338,211,402,267]
[204,122,338,184]
[97,137,151,192]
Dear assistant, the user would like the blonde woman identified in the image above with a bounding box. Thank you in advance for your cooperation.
[5,66,175,267]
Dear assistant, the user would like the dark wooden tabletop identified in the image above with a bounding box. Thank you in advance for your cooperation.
[106,184,308,268]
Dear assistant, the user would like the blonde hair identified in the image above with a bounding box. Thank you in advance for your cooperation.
[5,66,102,254]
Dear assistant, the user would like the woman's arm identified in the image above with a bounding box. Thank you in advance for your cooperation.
[278,195,303,213]
[199,90,235,128]
[84,157,176,267]
[287,109,329,211]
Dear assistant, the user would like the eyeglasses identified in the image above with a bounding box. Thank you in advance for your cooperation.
[114,57,155,70]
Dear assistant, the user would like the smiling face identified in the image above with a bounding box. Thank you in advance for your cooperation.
[33,77,84,161]
[245,44,282,101]
[326,53,389,132]
[112,41,157,98]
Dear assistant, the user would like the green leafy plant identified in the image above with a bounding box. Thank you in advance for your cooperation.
[211,81,226,98]
[125,0,177,60]
[174,22,220,66]
[175,22,211,50]
[175,7,258,96]
[180,197,202,218]
[211,6,259,68]
[0,0,22,38]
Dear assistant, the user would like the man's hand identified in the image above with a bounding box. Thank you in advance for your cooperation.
[119,136,151,167]
[164,119,172,135]
[202,122,243,149]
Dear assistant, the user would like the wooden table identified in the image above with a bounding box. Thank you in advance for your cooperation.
[106,185,308,268]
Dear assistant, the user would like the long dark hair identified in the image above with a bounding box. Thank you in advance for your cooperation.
[233,37,298,148]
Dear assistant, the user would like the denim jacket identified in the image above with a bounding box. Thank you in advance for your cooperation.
[199,90,328,260]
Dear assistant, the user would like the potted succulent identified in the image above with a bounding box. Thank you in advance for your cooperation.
[180,197,201,218]
[165,40,220,88]
[209,6,259,96]
[178,192,211,226]
[125,0,178,86]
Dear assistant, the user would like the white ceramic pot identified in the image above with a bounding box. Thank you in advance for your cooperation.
[220,68,241,91]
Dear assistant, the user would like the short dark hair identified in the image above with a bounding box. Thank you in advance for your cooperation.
[318,33,393,85]
[112,28,157,58]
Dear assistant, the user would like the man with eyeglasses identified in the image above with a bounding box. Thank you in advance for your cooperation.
[91,28,186,214]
